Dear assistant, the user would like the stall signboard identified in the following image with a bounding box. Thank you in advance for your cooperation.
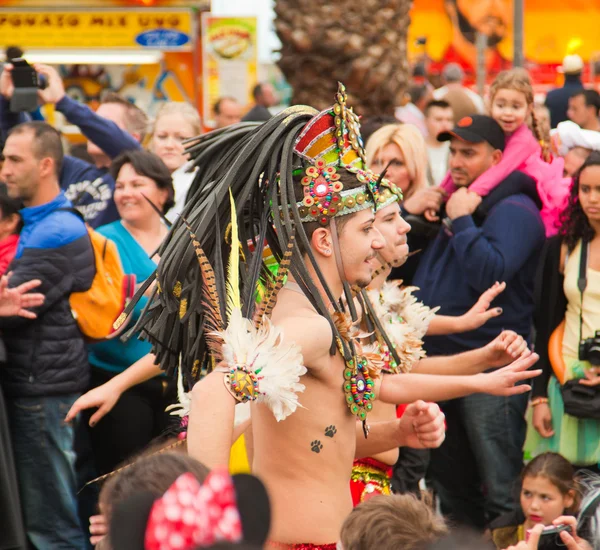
[0,8,194,50]
[202,14,258,127]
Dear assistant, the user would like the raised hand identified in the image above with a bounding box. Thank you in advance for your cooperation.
[484,330,529,368]
[0,275,45,318]
[34,64,66,105]
[477,351,541,396]
[0,63,14,99]
[397,400,446,450]
[460,281,506,331]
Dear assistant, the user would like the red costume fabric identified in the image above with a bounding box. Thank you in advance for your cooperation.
[350,457,393,506]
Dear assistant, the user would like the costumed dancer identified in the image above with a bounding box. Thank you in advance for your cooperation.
[350,188,530,505]
[439,68,570,237]
[124,84,541,549]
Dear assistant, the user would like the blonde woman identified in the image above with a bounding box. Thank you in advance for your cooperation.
[366,123,446,283]
[146,102,202,222]
[366,123,445,220]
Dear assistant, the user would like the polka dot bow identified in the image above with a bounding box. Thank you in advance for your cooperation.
[145,469,243,550]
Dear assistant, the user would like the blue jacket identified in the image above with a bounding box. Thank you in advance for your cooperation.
[413,173,545,357]
[0,95,140,228]
[545,75,584,129]
[0,193,95,397]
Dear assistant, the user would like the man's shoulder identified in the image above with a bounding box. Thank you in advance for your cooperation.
[273,308,331,333]
[271,304,333,363]
[23,209,88,251]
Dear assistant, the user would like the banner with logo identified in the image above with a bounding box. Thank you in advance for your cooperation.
[0,9,194,50]
[202,14,257,128]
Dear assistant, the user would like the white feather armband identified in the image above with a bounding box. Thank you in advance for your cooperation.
[216,308,307,422]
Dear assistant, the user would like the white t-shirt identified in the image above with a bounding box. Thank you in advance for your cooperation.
[166,160,197,223]
[426,143,450,187]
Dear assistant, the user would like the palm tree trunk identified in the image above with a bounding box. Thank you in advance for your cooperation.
[274,0,411,116]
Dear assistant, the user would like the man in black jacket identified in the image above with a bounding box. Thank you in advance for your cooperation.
[0,121,95,549]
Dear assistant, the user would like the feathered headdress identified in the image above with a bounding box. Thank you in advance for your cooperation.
[117,83,401,428]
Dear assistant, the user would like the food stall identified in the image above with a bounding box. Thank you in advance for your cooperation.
[0,0,209,119]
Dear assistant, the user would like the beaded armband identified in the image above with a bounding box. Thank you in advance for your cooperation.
[222,364,261,403]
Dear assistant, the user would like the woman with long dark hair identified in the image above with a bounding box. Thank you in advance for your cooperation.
[526,151,600,469]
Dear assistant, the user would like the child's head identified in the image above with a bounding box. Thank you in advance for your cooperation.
[98,448,210,523]
[520,453,580,530]
[489,68,551,160]
[0,189,22,239]
[340,494,448,550]
[489,68,533,135]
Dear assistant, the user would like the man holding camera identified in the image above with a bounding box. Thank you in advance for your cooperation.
[0,62,147,228]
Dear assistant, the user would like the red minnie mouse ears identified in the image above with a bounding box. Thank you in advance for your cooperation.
[110,469,271,550]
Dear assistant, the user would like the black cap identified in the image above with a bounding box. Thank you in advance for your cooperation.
[438,115,506,152]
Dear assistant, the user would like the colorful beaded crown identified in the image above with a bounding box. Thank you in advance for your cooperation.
[293,83,402,226]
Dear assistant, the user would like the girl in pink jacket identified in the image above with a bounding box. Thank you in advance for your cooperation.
[440,69,570,236]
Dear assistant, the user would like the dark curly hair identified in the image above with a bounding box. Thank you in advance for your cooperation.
[559,151,600,252]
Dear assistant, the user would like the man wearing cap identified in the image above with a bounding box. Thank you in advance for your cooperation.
[545,55,585,129]
[411,115,545,529]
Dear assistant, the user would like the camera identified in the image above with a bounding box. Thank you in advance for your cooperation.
[579,330,600,366]
[527,525,572,550]
[8,57,48,113]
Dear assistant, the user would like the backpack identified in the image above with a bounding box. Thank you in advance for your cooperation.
[59,208,136,341]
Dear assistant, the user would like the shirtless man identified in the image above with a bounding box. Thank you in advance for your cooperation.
[350,195,529,503]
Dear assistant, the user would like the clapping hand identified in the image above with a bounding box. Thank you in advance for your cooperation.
[396,401,446,450]
[484,330,529,369]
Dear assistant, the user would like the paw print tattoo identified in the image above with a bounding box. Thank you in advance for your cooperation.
[324,425,337,438]
[310,440,323,453]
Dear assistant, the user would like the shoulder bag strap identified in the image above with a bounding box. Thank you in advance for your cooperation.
[578,239,589,345]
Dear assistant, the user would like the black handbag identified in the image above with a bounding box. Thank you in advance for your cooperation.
[560,240,600,419]
[561,379,600,419]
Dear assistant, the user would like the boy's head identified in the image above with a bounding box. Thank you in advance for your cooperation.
[424,100,454,141]
[87,91,149,168]
[340,494,448,550]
